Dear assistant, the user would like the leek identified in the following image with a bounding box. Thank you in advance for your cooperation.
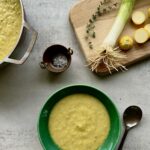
[89,0,136,73]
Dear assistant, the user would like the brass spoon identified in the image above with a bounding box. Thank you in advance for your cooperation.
[118,106,143,150]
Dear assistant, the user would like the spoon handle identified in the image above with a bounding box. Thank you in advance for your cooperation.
[118,129,129,150]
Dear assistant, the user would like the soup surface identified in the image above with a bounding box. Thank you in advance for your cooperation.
[49,94,110,150]
[0,0,22,61]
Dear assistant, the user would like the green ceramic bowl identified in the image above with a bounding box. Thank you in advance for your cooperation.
[38,85,121,150]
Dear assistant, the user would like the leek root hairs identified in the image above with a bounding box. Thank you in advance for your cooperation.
[88,45,127,73]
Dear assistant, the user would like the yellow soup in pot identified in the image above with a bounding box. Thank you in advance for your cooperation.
[0,0,22,61]
[49,94,110,150]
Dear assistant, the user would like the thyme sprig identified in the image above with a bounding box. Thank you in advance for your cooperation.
[85,0,119,49]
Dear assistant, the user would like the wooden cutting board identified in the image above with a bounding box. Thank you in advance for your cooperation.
[69,0,150,75]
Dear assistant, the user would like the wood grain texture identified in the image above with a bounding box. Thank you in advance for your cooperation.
[70,0,150,75]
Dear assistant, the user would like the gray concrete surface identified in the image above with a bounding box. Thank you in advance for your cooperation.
[0,0,150,150]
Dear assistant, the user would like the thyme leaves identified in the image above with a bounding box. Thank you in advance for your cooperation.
[85,0,119,49]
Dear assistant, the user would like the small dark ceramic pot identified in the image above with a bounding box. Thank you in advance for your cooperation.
[40,44,73,73]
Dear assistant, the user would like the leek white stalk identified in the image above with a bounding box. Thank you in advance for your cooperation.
[89,0,136,73]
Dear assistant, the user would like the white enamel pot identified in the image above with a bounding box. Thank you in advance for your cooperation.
[0,0,38,65]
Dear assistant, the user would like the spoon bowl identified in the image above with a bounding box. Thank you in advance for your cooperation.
[123,106,142,129]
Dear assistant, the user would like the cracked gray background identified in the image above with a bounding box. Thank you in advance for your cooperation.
[0,0,150,150]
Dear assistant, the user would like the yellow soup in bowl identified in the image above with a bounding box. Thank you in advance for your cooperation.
[49,94,110,150]
[0,0,22,61]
